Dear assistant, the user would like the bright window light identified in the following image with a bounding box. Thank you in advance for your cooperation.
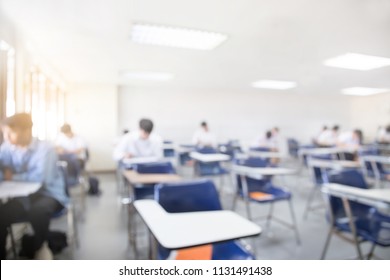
[324,53,390,70]
[341,87,389,96]
[0,40,10,50]
[119,71,174,81]
[252,80,297,90]
[130,23,227,50]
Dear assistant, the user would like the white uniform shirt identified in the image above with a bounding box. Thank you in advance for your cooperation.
[56,133,87,159]
[192,129,217,147]
[317,130,337,146]
[113,130,163,161]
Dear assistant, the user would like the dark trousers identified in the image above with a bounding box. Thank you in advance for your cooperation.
[58,154,85,185]
[0,194,63,259]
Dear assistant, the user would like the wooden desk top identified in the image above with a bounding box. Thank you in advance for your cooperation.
[123,170,182,185]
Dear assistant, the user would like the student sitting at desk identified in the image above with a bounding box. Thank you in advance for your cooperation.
[0,113,68,260]
[192,121,217,148]
[252,130,277,151]
[113,118,163,162]
[376,125,390,145]
[316,125,339,147]
[56,123,88,184]
[337,129,363,161]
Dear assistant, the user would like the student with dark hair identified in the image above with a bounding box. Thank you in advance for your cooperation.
[338,128,363,161]
[113,118,163,161]
[0,113,67,259]
[192,121,217,148]
[317,125,340,147]
[56,123,87,184]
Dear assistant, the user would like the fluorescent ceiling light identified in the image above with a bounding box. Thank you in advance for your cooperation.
[130,23,227,50]
[252,80,297,90]
[341,87,389,96]
[324,53,390,70]
[120,71,174,81]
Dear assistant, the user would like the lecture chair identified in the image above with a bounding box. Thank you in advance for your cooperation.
[154,179,255,260]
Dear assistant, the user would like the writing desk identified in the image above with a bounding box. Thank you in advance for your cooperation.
[122,170,182,256]
[360,155,390,188]
[189,152,231,163]
[123,170,181,185]
[0,181,41,200]
[322,183,390,259]
[134,199,261,258]
[308,159,361,170]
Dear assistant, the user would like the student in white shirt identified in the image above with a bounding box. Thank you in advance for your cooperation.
[377,125,390,144]
[253,130,277,151]
[317,125,339,147]
[56,124,87,160]
[113,118,163,162]
[56,124,88,182]
[337,129,363,161]
[192,121,217,148]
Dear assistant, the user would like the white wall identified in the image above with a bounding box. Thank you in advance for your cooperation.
[118,87,355,148]
[350,93,390,142]
[66,83,118,171]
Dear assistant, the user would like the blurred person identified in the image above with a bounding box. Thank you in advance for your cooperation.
[113,118,163,162]
[56,124,88,183]
[337,129,363,161]
[192,121,217,148]
[377,125,390,144]
[0,113,67,259]
[317,125,339,147]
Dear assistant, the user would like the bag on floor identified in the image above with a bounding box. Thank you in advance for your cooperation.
[88,176,101,195]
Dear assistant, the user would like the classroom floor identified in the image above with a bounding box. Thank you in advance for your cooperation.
[43,158,390,260]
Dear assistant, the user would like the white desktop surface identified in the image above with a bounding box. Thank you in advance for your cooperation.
[190,152,231,162]
[323,183,390,205]
[0,181,41,199]
[134,200,261,249]
[308,159,361,169]
[232,165,297,176]
[362,155,390,165]
[122,157,160,165]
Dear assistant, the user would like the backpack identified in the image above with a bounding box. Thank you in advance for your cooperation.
[88,176,101,195]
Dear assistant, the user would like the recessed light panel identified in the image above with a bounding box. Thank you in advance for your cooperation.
[130,23,227,50]
[252,80,297,90]
[341,87,389,96]
[324,53,390,70]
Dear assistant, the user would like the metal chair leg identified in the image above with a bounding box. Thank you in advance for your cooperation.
[288,200,301,245]
[321,226,333,259]
[7,226,18,259]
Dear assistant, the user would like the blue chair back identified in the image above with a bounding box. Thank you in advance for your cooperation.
[249,147,271,152]
[328,169,370,222]
[234,157,271,193]
[133,161,176,174]
[155,179,222,213]
[196,147,218,154]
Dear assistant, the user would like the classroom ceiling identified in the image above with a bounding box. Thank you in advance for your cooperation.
[1,0,390,95]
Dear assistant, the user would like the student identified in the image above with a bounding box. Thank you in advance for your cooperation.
[317,125,339,147]
[377,125,390,144]
[0,113,68,260]
[313,125,328,146]
[113,118,163,162]
[192,121,217,148]
[56,124,88,183]
[337,129,363,161]
[253,130,277,151]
